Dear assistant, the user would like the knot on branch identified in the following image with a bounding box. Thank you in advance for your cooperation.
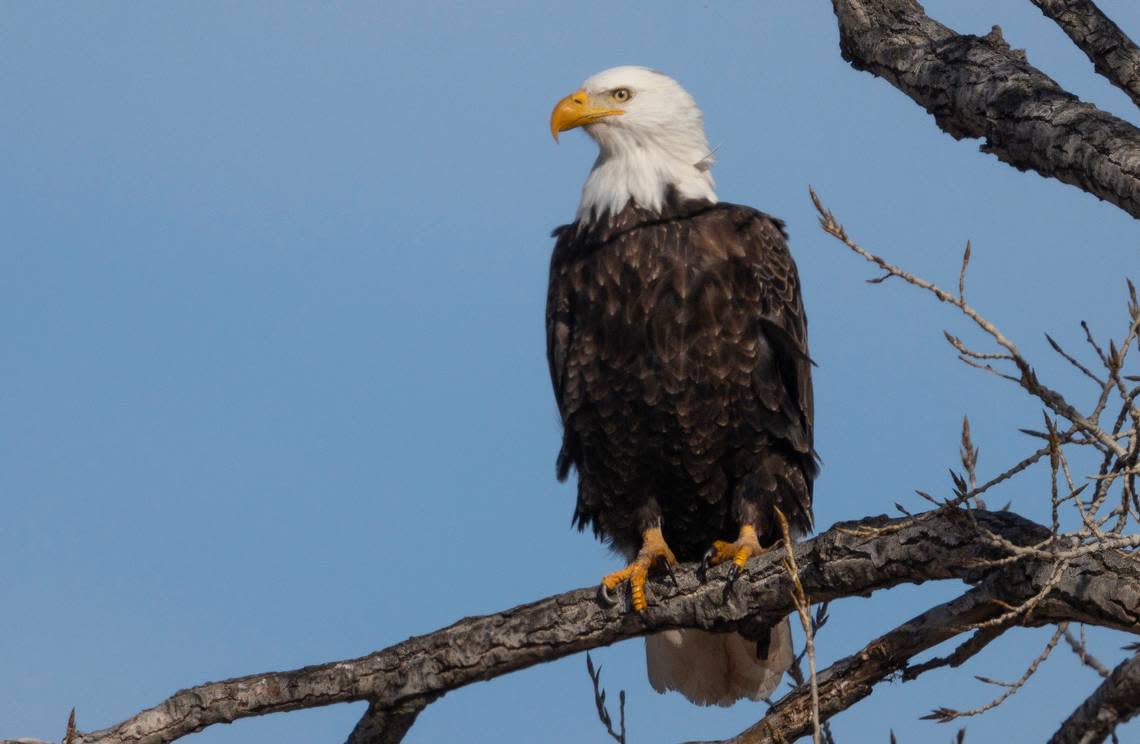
[979,25,1027,61]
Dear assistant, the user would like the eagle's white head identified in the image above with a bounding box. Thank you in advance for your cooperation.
[551,66,718,222]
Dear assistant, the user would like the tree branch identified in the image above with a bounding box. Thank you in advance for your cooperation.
[830,0,1140,219]
[343,694,438,744]
[14,510,1130,744]
[1029,0,1140,109]
[1048,651,1140,744]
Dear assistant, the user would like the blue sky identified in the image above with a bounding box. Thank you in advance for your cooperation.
[2,2,1138,742]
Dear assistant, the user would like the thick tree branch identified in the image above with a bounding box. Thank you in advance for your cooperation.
[1048,651,1140,744]
[39,509,1136,744]
[830,0,1140,219]
[685,585,1003,744]
[1030,0,1140,109]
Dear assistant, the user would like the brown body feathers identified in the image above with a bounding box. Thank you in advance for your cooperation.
[547,194,817,560]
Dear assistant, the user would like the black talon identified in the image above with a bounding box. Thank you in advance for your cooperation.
[722,563,744,602]
[699,547,717,582]
[597,582,618,607]
[726,562,742,585]
[664,560,679,589]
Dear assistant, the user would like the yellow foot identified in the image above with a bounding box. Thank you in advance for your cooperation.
[701,524,764,585]
[598,526,678,612]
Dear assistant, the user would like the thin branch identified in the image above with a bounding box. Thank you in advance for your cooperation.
[1046,333,1106,387]
[1064,626,1113,678]
[586,653,627,744]
[810,186,1128,459]
[961,416,980,494]
[775,507,820,744]
[803,182,1137,739]
[958,240,971,303]
[922,623,1066,722]
[901,625,1005,681]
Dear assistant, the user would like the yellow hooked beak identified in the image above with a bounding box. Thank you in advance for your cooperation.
[550,89,624,142]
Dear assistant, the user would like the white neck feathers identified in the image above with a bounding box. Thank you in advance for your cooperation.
[577,139,717,221]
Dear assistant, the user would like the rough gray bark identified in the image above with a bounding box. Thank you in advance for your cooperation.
[1048,651,1140,744]
[40,510,1139,744]
[830,0,1140,219]
[1030,0,1140,109]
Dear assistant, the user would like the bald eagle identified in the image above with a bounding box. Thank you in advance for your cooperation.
[547,67,816,706]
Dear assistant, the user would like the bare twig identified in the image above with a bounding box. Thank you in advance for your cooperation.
[958,240,971,303]
[1064,626,1113,679]
[922,624,1066,722]
[806,186,1137,736]
[586,653,626,744]
[775,507,820,744]
[901,625,1005,681]
[961,416,979,495]
[810,186,1127,459]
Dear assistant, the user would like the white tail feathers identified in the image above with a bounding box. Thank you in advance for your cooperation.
[645,617,793,706]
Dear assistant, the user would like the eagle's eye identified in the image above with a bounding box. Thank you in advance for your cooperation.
[611,88,632,103]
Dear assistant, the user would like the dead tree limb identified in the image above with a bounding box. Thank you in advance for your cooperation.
[36,509,1137,744]
[830,0,1140,219]
[1048,651,1140,744]
[1029,0,1140,109]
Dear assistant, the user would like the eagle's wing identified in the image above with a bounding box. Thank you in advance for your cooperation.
[742,211,816,529]
[751,215,813,443]
[546,226,577,481]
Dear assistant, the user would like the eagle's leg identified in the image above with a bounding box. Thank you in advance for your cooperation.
[701,523,764,584]
[598,526,678,612]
